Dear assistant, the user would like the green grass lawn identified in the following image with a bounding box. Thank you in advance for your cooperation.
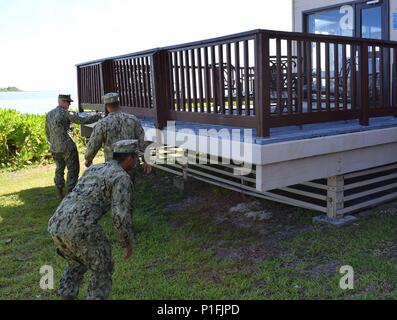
[0,159,396,300]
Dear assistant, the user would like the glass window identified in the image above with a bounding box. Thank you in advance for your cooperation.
[361,7,382,39]
[307,5,355,78]
[307,6,354,37]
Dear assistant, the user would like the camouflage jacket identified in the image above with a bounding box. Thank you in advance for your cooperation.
[85,111,146,163]
[45,106,101,153]
[48,160,134,249]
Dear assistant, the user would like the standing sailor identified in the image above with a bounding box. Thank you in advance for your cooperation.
[45,94,102,199]
[84,92,151,176]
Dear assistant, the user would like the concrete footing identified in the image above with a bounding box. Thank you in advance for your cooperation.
[172,176,195,194]
[173,176,186,192]
[313,215,358,226]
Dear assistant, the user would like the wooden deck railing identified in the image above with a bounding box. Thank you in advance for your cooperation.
[77,29,397,137]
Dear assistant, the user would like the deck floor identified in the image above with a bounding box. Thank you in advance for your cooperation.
[138,116,397,145]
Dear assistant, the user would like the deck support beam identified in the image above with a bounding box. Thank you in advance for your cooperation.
[172,163,191,194]
[327,175,345,219]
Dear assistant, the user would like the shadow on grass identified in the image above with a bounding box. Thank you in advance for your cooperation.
[0,186,60,229]
[0,186,65,300]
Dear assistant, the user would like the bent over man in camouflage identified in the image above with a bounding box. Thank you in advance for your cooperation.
[45,94,102,199]
[48,140,140,300]
[84,93,151,175]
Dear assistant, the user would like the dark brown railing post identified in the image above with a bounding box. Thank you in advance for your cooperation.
[359,43,369,126]
[100,59,116,116]
[101,59,116,95]
[77,66,82,112]
[151,50,171,129]
[393,47,397,117]
[254,31,271,137]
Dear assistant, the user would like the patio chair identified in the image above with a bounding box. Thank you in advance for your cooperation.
[212,63,249,114]
[306,58,355,105]
[269,57,298,114]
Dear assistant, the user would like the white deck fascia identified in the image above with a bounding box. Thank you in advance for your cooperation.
[84,118,397,192]
[142,125,397,192]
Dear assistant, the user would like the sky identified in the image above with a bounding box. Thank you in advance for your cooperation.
[0,0,292,93]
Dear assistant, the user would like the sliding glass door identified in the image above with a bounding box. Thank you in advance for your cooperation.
[356,1,388,103]
[306,1,388,40]
[305,0,389,108]
[356,1,388,40]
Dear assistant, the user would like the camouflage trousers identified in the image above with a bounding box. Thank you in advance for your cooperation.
[52,232,114,300]
[52,144,80,192]
[128,168,137,187]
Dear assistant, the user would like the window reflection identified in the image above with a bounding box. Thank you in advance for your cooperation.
[307,6,354,37]
[361,7,382,39]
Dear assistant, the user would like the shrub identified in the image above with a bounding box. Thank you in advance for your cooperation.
[0,109,87,170]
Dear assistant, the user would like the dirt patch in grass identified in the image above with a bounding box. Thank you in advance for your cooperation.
[160,177,318,266]
[165,196,204,212]
[302,260,341,279]
[215,245,275,263]
[15,251,33,262]
[144,257,169,270]
[386,246,397,260]
[373,241,397,261]
[163,268,178,278]
[378,207,397,217]
[195,269,225,285]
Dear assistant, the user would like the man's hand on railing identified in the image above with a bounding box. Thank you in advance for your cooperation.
[94,111,105,120]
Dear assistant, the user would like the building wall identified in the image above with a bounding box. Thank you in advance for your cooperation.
[293,0,397,41]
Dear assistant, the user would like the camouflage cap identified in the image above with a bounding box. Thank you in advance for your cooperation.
[103,92,120,105]
[113,139,142,156]
[58,94,74,102]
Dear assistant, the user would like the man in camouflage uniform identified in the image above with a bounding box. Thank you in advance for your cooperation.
[84,92,151,176]
[48,140,141,300]
[45,94,102,199]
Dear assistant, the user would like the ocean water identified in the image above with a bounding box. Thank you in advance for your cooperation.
[0,91,78,115]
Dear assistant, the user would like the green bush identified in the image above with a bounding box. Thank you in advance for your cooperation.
[0,109,87,170]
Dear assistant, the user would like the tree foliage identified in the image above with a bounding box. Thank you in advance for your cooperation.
[0,109,86,169]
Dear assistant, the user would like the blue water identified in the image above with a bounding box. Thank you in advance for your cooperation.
[0,91,78,115]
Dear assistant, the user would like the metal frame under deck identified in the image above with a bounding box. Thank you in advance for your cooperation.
[151,150,397,218]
